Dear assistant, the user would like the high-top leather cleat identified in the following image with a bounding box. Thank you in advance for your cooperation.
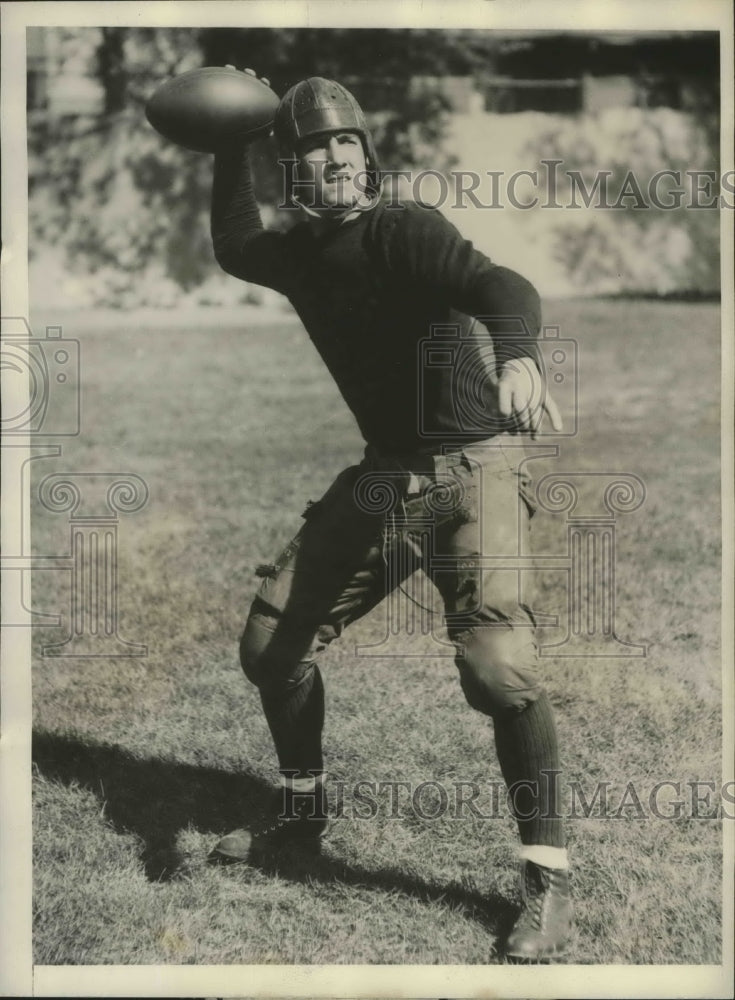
[504,861,573,961]
[210,785,331,863]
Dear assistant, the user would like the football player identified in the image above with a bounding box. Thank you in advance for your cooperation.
[209,73,572,960]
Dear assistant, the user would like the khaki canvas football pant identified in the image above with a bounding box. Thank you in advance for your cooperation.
[239,435,544,719]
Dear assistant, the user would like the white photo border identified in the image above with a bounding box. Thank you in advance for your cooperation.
[1,1,732,996]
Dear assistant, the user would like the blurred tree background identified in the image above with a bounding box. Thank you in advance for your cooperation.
[27,28,720,308]
[28,28,483,306]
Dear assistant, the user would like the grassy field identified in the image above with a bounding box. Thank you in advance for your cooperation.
[30,298,724,966]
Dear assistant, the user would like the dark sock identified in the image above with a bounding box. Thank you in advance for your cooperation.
[493,690,565,848]
[259,665,325,779]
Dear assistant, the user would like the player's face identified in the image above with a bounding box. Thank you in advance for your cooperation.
[296,131,368,211]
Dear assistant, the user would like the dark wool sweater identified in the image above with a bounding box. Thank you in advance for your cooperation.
[211,150,542,455]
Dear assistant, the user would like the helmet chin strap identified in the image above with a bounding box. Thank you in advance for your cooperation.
[293,181,383,222]
[292,196,335,219]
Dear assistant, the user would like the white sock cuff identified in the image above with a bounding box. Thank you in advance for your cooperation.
[518,845,569,870]
[280,773,325,794]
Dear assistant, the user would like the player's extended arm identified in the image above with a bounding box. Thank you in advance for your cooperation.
[211,143,291,292]
[383,203,542,362]
[210,70,290,294]
[383,203,562,434]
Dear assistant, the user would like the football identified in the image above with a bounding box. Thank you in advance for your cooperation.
[145,66,279,153]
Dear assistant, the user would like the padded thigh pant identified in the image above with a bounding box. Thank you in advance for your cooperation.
[240,437,542,718]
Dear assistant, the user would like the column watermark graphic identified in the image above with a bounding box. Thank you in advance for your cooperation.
[534,472,647,656]
[38,473,149,657]
[1,315,149,657]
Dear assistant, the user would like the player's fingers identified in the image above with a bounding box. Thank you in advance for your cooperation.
[498,378,513,417]
[543,391,564,432]
[242,67,270,86]
[225,64,237,70]
[512,388,533,431]
[528,396,543,437]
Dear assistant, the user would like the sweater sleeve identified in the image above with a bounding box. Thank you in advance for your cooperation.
[210,145,291,295]
[382,202,542,368]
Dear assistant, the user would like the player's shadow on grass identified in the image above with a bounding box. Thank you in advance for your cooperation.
[32,729,514,941]
[33,729,271,881]
[247,841,514,943]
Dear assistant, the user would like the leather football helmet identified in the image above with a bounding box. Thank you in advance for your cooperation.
[274,77,381,197]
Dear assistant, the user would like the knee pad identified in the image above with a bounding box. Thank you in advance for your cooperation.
[454,622,541,717]
[239,612,274,686]
[238,606,319,693]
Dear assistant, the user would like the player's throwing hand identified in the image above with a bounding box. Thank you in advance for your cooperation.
[498,356,563,438]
